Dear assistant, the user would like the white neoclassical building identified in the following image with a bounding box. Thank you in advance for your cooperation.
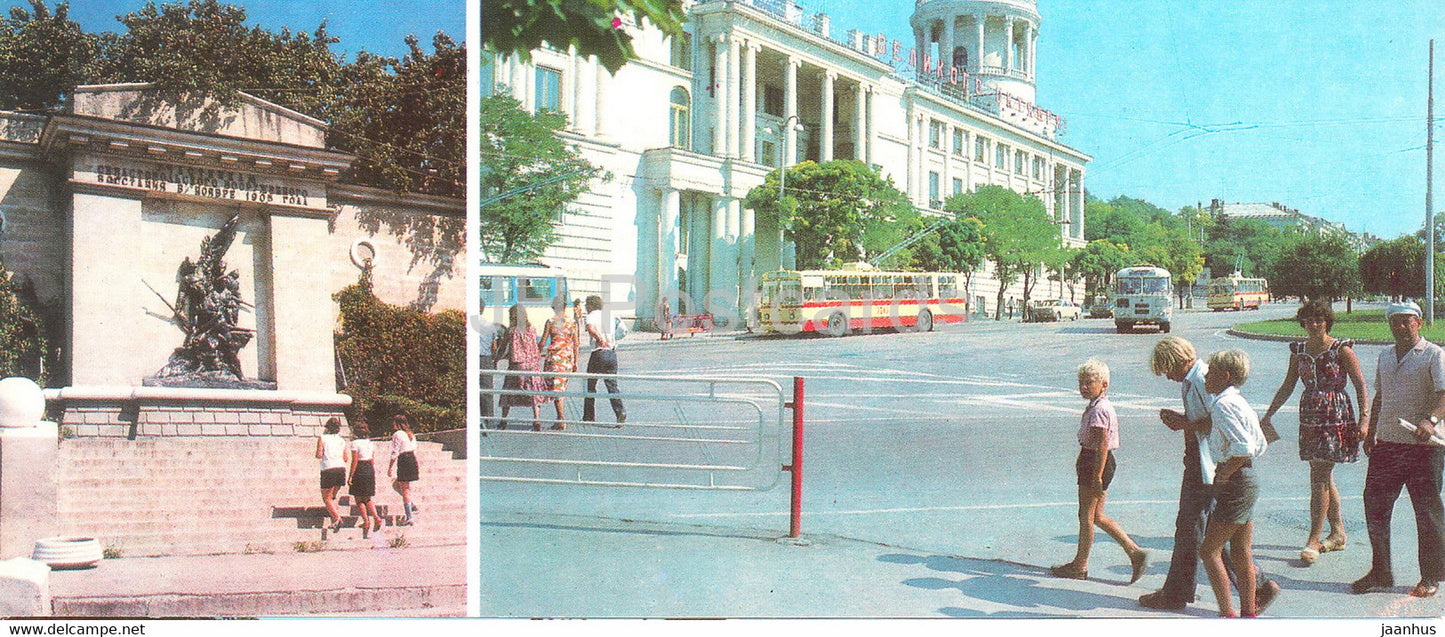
[482,0,1089,326]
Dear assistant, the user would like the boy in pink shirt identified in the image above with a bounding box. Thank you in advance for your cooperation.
[1052,359,1149,583]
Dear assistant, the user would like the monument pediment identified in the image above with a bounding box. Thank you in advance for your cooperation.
[69,83,326,149]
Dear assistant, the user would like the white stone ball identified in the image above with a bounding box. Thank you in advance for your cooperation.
[0,377,45,428]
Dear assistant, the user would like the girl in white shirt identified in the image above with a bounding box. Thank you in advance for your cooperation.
[348,419,384,536]
[315,417,349,533]
[388,414,420,526]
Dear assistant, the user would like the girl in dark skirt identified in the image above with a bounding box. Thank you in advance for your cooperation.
[387,414,420,525]
[315,417,348,532]
[348,419,384,536]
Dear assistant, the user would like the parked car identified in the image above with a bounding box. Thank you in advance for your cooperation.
[1029,299,1081,322]
[1088,300,1113,318]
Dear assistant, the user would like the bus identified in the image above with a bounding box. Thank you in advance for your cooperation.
[477,263,570,329]
[1112,265,1172,333]
[1207,276,1269,311]
[757,266,969,336]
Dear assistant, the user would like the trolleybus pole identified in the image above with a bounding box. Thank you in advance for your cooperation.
[785,376,804,538]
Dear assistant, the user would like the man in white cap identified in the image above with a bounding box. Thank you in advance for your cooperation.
[1354,300,1445,597]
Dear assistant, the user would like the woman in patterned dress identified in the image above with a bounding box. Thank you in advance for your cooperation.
[540,294,579,430]
[1261,300,1369,565]
[499,303,548,431]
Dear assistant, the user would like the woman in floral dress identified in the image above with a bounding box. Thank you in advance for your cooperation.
[499,303,547,431]
[540,294,579,430]
[1261,299,1369,565]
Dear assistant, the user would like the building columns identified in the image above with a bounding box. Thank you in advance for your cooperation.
[1007,18,1016,72]
[575,55,597,136]
[865,86,876,165]
[726,35,742,158]
[595,58,610,137]
[1073,169,1085,240]
[742,43,758,162]
[854,82,866,162]
[784,57,798,165]
[976,18,986,72]
[659,189,680,308]
[821,71,835,162]
[943,16,955,67]
[713,36,728,156]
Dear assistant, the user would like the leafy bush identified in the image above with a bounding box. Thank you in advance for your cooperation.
[334,266,465,433]
[0,258,49,384]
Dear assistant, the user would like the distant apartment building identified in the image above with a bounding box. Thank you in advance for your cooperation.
[482,0,1091,325]
[1207,198,1376,252]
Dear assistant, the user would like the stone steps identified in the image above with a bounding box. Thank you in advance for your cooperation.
[54,436,467,557]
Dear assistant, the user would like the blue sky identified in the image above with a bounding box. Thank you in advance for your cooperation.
[818,0,1445,239]
[4,0,464,60]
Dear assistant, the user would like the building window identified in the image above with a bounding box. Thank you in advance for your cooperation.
[928,171,940,207]
[994,143,1007,169]
[952,177,963,196]
[763,85,784,117]
[929,120,942,149]
[670,31,692,69]
[1015,150,1025,175]
[952,128,964,156]
[974,136,987,162]
[669,87,691,150]
[1033,157,1043,179]
[535,66,562,112]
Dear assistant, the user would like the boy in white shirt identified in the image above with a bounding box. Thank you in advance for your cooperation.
[1199,349,1270,617]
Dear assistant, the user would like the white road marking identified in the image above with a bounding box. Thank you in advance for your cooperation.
[669,494,1357,519]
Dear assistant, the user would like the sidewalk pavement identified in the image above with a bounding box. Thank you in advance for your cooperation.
[48,542,465,617]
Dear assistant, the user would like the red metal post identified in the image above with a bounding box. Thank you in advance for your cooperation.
[789,376,804,538]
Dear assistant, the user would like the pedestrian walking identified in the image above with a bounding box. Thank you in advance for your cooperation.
[1051,359,1149,584]
[540,294,579,430]
[1139,336,1277,612]
[498,303,546,431]
[1353,301,1445,598]
[347,418,384,536]
[659,297,673,341]
[1259,300,1369,565]
[582,295,626,425]
[476,298,501,428]
[315,416,349,533]
[1198,349,1270,617]
[387,414,420,526]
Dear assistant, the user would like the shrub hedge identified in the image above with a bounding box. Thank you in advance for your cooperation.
[334,267,465,433]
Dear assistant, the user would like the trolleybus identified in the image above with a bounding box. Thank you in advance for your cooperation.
[1112,265,1172,333]
[758,267,969,336]
[477,263,570,328]
[1207,275,1269,311]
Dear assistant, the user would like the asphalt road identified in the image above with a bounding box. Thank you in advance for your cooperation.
[479,300,1445,618]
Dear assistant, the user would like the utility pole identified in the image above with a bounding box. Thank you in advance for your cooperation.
[1429,40,1436,325]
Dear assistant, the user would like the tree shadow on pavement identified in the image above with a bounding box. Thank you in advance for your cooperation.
[881,553,1189,616]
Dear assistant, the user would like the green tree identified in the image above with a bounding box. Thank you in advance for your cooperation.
[481,0,685,74]
[0,0,96,110]
[1360,236,1426,299]
[910,216,986,313]
[0,256,48,383]
[743,160,913,270]
[479,93,604,263]
[1268,231,1361,302]
[1072,239,1133,303]
[1,0,463,199]
[945,185,1060,320]
[1205,216,1295,280]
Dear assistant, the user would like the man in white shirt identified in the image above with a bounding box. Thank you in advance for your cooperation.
[582,295,625,424]
[475,299,500,427]
[1354,301,1445,597]
[1141,337,1276,612]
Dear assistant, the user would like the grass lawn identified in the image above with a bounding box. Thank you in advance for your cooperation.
[1234,309,1445,343]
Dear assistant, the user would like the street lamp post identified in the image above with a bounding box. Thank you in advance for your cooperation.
[765,115,804,270]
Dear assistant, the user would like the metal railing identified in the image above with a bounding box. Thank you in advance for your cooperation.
[479,369,788,492]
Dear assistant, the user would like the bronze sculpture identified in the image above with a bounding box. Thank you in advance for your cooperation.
[147,214,269,388]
